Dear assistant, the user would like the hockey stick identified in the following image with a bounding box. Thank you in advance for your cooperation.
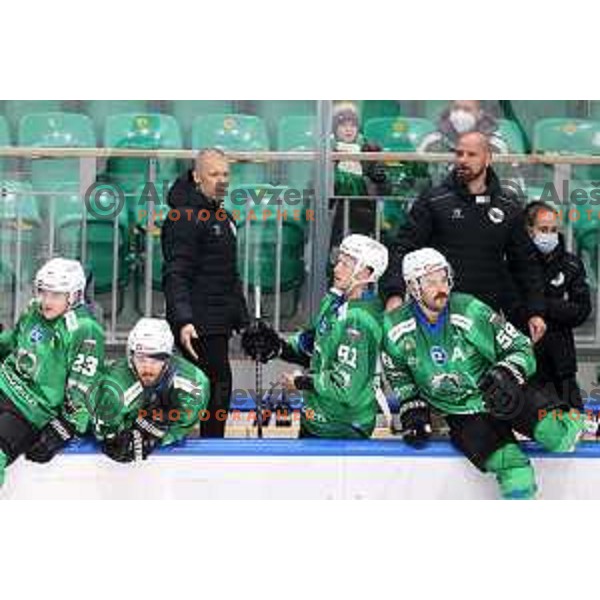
[253,213,264,438]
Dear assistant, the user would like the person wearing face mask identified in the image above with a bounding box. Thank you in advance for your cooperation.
[162,148,250,438]
[381,132,547,345]
[418,100,509,155]
[524,202,591,410]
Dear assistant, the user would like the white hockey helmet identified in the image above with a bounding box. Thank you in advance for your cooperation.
[402,248,453,299]
[34,258,86,308]
[338,234,389,283]
[127,318,174,364]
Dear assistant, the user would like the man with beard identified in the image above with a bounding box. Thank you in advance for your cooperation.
[382,248,583,499]
[380,131,546,344]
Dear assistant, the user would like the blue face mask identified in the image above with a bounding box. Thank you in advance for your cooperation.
[533,232,559,254]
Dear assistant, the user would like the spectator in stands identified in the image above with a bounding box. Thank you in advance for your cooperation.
[329,102,390,251]
[418,100,509,154]
[162,148,250,438]
[380,131,547,344]
[524,202,591,410]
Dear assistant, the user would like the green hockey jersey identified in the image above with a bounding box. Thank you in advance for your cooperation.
[0,301,105,431]
[91,354,209,446]
[382,293,536,415]
[288,290,383,438]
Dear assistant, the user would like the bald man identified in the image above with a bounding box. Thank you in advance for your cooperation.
[380,131,546,343]
[162,148,249,437]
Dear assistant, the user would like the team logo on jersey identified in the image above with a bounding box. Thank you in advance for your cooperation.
[488,207,505,224]
[29,324,45,344]
[430,345,448,365]
[431,372,462,394]
[550,271,565,287]
[451,208,464,220]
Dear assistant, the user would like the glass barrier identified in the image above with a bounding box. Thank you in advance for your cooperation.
[0,100,599,350]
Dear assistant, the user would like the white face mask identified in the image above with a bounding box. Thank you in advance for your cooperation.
[449,109,477,134]
[533,232,559,254]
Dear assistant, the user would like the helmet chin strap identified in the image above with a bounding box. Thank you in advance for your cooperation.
[334,261,374,297]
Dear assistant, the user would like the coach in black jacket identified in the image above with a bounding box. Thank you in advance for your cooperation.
[381,131,547,342]
[524,202,591,409]
[162,148,249,437]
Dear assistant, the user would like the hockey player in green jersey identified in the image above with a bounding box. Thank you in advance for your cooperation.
[242,234,388,438]
[382,247,584,499]
[0,258,104,486]
[92,318,209,462]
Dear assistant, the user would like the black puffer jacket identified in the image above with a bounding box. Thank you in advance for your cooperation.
[380,167,545,320]
[532,235,591,378]
[161,171,249,337]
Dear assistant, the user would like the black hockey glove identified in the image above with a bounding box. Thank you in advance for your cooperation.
[102,423,163,463]
[241,321,282,363]
[26,418,75,463]
[398,399,432,448]
[478,364,525,420]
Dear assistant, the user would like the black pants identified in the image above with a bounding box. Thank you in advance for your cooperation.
[0,393,38,463]
[190,334,232,438]
[446,384,566,471]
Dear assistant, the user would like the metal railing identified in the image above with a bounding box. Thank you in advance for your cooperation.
[1,146,599,346]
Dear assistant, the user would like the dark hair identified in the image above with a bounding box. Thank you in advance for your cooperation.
[525,201,557,228]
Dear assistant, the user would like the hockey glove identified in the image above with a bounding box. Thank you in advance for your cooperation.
[241,321,282,363]
[398,399,432,448]
[478,364,525,420]
[26,418,75,463]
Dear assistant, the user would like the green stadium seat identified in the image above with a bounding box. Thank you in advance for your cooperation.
[132,182,172,314]
[172,101,234,146]
[506,101,575,150]
[0,116,10,146]
[533,117,600,186]
[496,119,527,153]
[254,101,315,144]
[47,184,131,313]
[235,184,306,317]
[363,117,434,226]
[534,118,600,155]
[0,116,10,176]
[104,113,183,215]
[364,117,436,151]
[277,116,316,190]
[85,100,148,143]
[192,114,270,185]
[18,112,95,189]
[357,100,402,123]
[0,181,41,291]
[533,118,600,280]
[5,100,62,136]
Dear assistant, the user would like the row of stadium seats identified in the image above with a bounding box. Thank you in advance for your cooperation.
[2,111,600,155]
[1,100,595,142]
[0,100,316,146]
[3,113,600,195]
